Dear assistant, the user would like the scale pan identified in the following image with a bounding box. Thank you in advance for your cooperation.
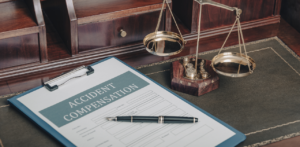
[143,31,185,56]
[211,52,256,78]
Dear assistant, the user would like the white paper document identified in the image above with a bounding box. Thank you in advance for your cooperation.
[18,58,235,147]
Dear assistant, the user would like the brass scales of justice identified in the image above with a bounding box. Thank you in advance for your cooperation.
[143,0,256,96]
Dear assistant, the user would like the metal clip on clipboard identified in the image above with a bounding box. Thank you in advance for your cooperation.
[44,66,94,92]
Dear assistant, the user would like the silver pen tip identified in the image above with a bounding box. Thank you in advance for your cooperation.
[106,117,117,121]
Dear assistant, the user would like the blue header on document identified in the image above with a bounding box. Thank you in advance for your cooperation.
[40,71,149,127]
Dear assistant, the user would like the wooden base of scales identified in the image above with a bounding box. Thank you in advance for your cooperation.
[171,57,219,96]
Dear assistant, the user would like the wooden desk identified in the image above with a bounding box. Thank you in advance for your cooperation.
[1,0,300,146]
[0,18,300,147]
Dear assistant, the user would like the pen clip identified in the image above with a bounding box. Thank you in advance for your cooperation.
[44,66,94,92]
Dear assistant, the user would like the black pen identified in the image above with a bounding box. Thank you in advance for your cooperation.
[107,116,198,124]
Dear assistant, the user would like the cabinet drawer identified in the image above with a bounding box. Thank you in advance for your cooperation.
[78,10,165,53]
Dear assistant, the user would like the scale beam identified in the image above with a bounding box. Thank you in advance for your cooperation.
[194,0,242,14]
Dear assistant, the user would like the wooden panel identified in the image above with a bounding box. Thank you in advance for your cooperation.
[24,0,46,26]
[0,1,37,33]
[173,0,276,32]
[39,23,48,63]
[0,20,279,80]
[281,0,300,33]
[278,19,300,57]
[42,0,77,55]
[78,11,164,53]
[0,34,40,69]
[172,0,194,32]
[42,0,170,55]
[24,0,48,62]
[73,0,163,18]
[45,15,72,61]
[274,0,282,15]
[200,0,276,31]
[77,4,165,25]
[0,26,39,40]
[78,20,114,52]
[0,0,49,63]
[114,11,165,48]
[183,16,280,41]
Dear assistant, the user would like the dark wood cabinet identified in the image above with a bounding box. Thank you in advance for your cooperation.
[0,0,47,70]
[4,1,300,147]
[77,11,165,53]
[0,0,283,82]
[173,0,281,33]
[42,0,171,55]
[0,34,40,69]
[281,0,300,33]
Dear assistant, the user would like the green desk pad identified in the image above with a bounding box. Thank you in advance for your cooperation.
[1,37,300,147]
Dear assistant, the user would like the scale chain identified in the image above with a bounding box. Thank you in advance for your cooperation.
[155,0,166,33]
[237,18,252,73]
[165,1,184,40]
[216,11,253,74]
[217,19,238,55]
[154,0,184,41]
[237,13,242,74]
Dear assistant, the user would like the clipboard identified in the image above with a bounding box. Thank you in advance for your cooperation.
[8,57,246,147]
